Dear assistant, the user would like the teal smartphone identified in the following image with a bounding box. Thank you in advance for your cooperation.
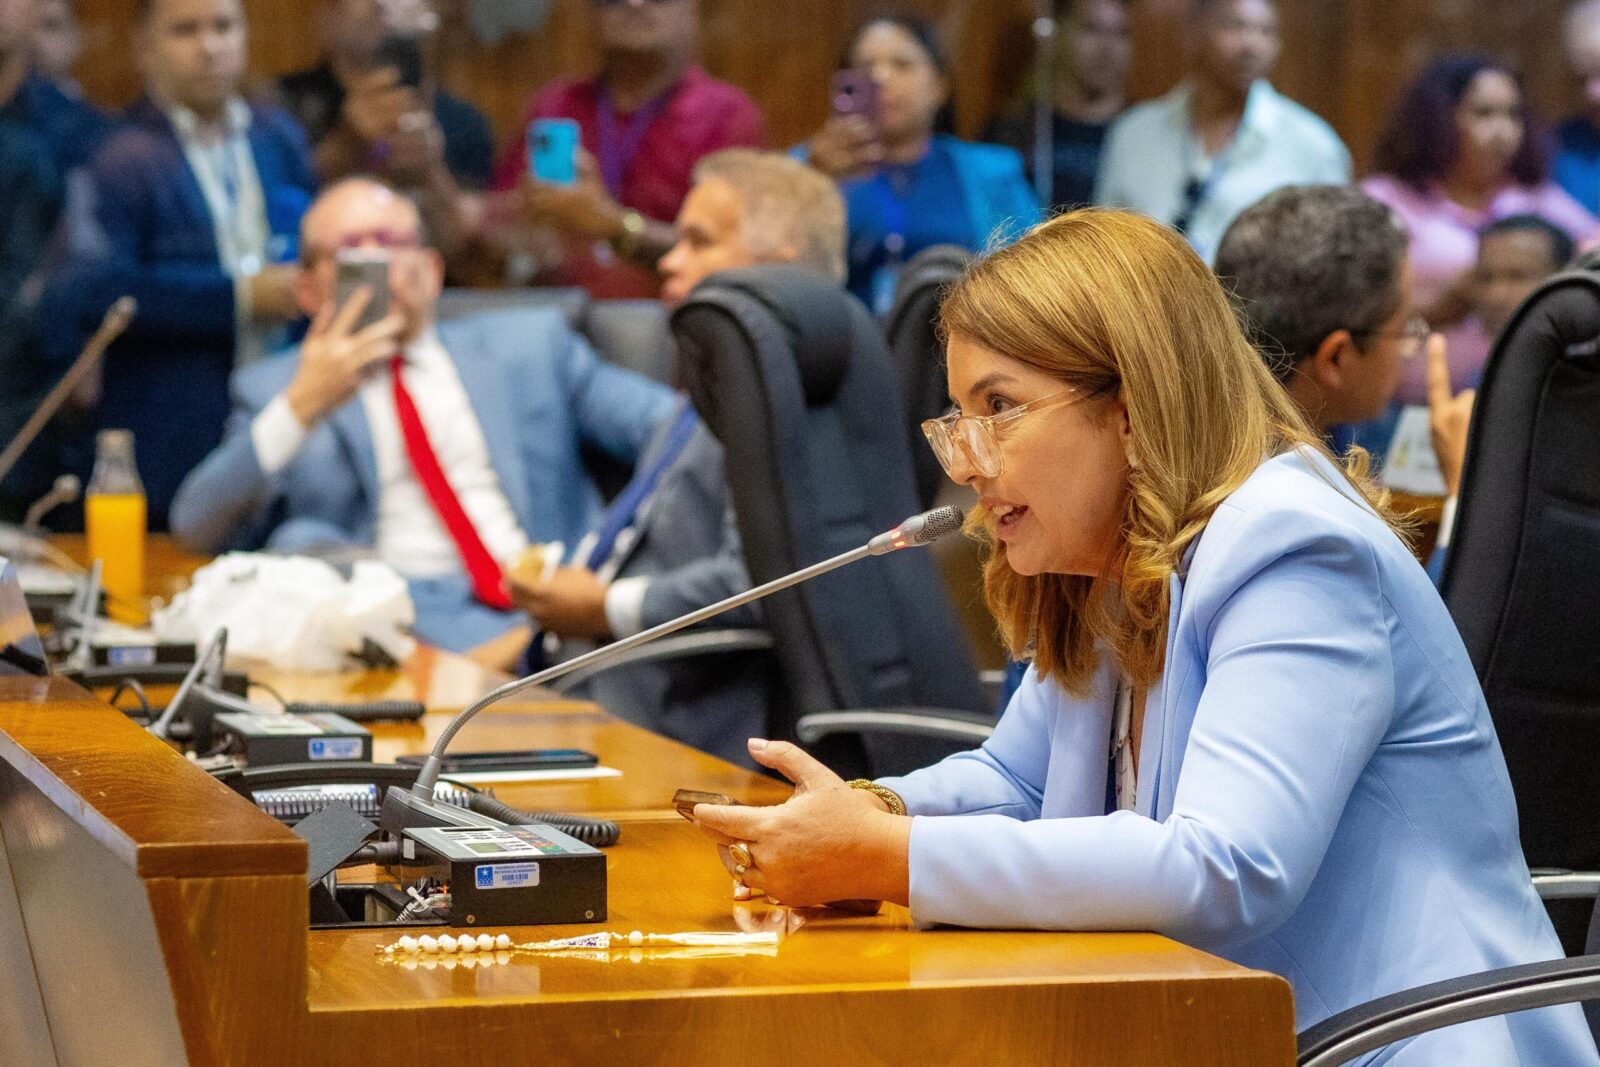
[529,118,580,186]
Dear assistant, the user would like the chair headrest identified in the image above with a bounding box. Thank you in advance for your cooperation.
[673,264,857,405]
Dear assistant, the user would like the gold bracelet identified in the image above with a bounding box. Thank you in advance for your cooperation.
[847,779,906,816]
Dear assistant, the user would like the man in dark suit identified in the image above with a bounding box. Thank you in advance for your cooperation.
[171,176,674,663]
[42,0,316,526]
[511,149,847,764]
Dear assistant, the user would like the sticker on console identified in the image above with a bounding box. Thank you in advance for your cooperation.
[475,862,541,890]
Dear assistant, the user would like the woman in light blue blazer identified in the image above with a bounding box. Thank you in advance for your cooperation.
[691,210,1599,1064]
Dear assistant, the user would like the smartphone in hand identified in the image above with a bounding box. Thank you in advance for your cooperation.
[333,248,391,332]
[374,33,426,91]
[830,70,880,127]
[674,788,739,820]
[529,118,580,186]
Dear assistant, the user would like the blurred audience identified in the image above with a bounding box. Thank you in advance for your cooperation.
[32,0,81,95]
[802,15,1039,313]
[492,0,764,299]
[1215,185,1415,437]
[1418,214,1575,404]
[41,0,316,527]
[1557,0,1600,214]
[983,0,1131,210]
[171,177,676,662]
[277,0,492,190]
[1094,0,1349,264]
[274,0,489,277]
[1363,54,1598,332]
[511,149,845,760]
[0,0,109,176]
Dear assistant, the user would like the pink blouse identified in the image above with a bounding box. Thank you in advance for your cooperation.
[1360,175,1600,312]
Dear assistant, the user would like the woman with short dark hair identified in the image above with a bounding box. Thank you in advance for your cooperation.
[799,16,1040,314]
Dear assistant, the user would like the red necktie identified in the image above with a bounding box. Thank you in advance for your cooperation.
[389,355,513,611]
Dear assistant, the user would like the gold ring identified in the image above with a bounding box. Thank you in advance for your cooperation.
[728,843,753,869]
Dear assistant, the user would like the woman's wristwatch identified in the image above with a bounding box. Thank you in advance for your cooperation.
[848,779,907,816]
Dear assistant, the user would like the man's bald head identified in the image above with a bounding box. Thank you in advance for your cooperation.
[295,177,441,341]
[299,176,425,264]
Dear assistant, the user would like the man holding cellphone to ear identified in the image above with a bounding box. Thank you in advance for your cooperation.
[171,177,676,664]
[490,0,765,298]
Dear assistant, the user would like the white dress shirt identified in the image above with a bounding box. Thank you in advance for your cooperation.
[250,328,530,579]
[1092,79,1351,264]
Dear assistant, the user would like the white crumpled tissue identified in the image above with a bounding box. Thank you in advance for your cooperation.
[152,553,415,672]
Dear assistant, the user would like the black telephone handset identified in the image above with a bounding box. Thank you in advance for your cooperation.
[211,761,621,847]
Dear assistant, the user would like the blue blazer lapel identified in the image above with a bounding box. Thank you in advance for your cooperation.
[1136,569,1188,820]
[443,321,532,529]
[326,397,381,528]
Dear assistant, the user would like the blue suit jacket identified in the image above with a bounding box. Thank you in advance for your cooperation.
[169,307,676,652]
[42,97,315,525]
[881,450,1598,1064]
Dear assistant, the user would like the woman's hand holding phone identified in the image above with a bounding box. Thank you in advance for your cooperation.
[807,114,884,181]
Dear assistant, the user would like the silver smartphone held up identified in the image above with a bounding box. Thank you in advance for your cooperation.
[332,248,392,332]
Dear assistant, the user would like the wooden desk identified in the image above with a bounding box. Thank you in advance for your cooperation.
[0,538,1296,1063]
[0,684,1295,1066]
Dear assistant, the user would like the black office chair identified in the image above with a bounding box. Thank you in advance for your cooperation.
[672,265,992,778]
[1439,270,1600,894]
[1296,874,1600,1064]
[884,245,972,510]
[582,299,675,385]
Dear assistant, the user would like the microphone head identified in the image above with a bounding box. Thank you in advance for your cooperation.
[53,474,81,500]
[911,504,966,544]
[868,505,967,555]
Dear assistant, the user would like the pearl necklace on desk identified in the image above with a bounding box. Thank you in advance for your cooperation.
[374,929,780,960]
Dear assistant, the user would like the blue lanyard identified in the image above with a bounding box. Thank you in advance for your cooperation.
[584,403,700,571]
[595,85,671,200]
[869,167,913,261]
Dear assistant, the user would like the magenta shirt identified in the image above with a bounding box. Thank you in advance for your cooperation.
[1360,174,1600,311]
[494,67,765,298]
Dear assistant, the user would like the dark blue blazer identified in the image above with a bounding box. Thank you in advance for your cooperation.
[42,96,315,526]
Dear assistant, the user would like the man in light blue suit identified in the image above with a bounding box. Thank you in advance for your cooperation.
[170,177,675,659]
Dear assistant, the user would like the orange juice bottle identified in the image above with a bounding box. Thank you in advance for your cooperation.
[85,429,146,624]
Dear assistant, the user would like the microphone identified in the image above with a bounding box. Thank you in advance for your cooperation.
[23,474,80,536]
[388,504,965,827]
[0,296,136,484]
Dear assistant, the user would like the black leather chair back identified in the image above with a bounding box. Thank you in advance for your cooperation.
[1441,270,1600,871]
[884,246,972,508]
[672,265,986,772]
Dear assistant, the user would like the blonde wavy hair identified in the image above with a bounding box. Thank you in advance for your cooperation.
[940,209,1400,696]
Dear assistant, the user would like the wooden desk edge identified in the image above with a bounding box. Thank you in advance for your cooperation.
[0,676,305,879]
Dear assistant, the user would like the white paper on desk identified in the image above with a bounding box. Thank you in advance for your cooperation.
[1381,405,1449,497]
[442,765,623,785]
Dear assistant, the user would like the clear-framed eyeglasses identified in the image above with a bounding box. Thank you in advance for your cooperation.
[1353,314,1430,359]
[920,389,1080,480]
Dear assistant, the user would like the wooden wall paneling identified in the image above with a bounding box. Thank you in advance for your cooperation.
[63,3,1598,193]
